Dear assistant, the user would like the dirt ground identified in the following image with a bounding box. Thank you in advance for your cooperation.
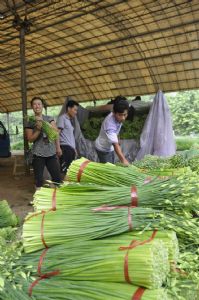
[0,155,34,222]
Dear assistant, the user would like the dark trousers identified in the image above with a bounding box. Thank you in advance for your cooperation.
[60,145,76,175]
[32,155,61,188]
[96,149,115,163]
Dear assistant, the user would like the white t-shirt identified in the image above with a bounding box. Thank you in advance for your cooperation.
[95,112,122,152]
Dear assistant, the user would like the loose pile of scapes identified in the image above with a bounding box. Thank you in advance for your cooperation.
[133,152,199,174]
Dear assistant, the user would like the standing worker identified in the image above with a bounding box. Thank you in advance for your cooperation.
[57,99,79,176]
[95,96,129,165]
[25,97,62,189]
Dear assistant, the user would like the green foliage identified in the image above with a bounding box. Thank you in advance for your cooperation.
[167,91,199,136]
[81,117,104,140]
[81,115,147,140]
[134,149,199,174]
[11,141,24,150]
[120,115,147,139]
[0,111,24,148]
[175,136,199,150]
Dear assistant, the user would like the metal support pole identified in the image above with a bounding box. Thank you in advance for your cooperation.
[6,112,10,133]
[19,26,29,173]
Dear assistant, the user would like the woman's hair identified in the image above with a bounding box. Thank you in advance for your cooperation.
[113,96,129,113]
[31,96,47,108]
[58,96,79,116]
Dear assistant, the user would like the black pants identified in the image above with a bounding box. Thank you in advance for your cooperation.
[60,145,76,175]
[32,155,61,188]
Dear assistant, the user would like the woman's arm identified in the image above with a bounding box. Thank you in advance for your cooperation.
[25,128,41,142]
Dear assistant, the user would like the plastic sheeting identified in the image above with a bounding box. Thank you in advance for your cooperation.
[74,104,140,162]
[136,91,176,160]
[75,136,139,163]
[72,116,98,161]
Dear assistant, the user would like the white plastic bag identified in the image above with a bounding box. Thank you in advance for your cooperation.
[136,90,176,160]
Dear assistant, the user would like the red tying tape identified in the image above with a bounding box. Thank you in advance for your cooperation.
[51,188,57,211]
[37,248,49,276]
[41,212,48,249]
[132,287,145,300]
[124,239,135,284]
[26,208,57,250]
[131,186,138,207]
[92,205,129,212]
[28,270,60,297]
[128,207,133,231]
[25,210,44,222]
[143,176,153,184]
[120,230,158,251]
[29,238,60,297]
[120,230,158,284]
[77,160,91,182]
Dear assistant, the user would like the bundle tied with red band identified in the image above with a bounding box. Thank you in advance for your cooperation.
[21,231,170,289]
[24,278,169,300]
[33,171,198,213]
[28,246,60,297]
[23,205,161,253]
[68,157,147,186]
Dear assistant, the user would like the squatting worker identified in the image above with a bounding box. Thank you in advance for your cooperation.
[25,97,62,189]
[57,100,79,176]
[95,96,129,165]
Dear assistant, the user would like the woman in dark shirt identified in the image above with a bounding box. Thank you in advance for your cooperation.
[25,97,62,189]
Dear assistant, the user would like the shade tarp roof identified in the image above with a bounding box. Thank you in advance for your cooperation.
[0,0,199,113]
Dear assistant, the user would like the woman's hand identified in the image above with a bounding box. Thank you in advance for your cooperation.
[35,116,43,130]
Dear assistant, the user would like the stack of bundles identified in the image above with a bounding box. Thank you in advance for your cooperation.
[67,157,147,186]
[0,200,18,228]
[67,159,199,212]
[33,175,199,212]
[24,203,198,255]
[25,278,169,300]
[21,233,169,289]
[23,207,161,253]
[27,116,58,142]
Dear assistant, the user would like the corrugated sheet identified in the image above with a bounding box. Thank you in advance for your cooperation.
[0,0,199,112]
